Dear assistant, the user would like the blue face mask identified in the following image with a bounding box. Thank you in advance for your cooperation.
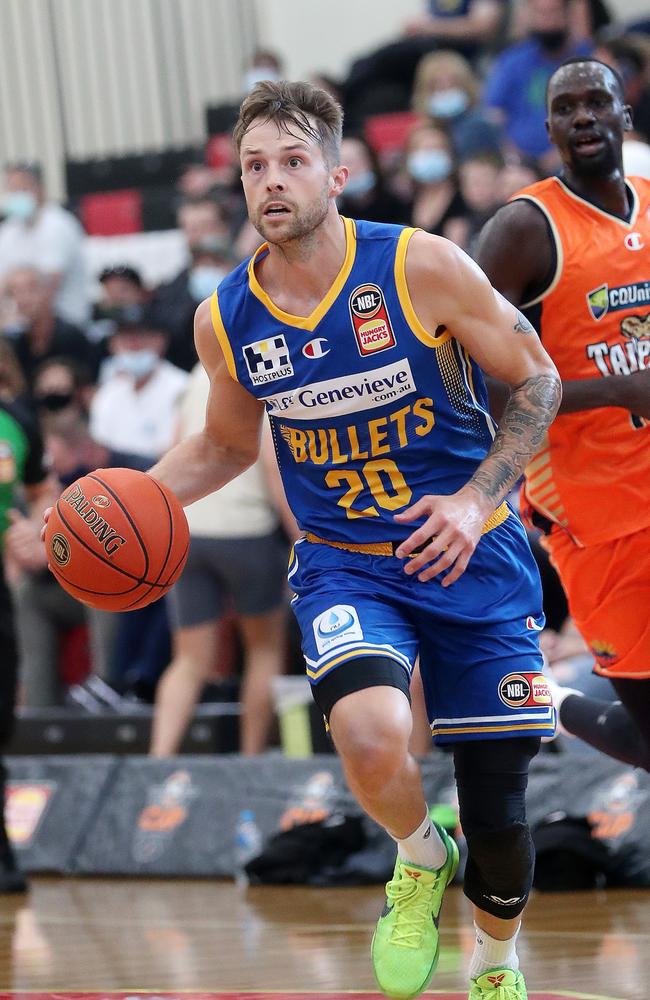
[428,88,470,120]
[344,171,376,200]
[2,191,37,221]
[189,266,228,302]
[115,348,159,380]
[407,149,452,184]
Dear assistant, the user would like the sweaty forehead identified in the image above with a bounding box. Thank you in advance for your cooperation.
[548,63,617,104]
[240,115,319,154]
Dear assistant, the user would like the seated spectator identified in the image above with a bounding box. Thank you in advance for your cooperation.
[412,50,503,160]
[446,151,505,254]
[0,337,28,409]
[90,305,188,467]
[497,155,543,201]
[150,196,232,371]
[32,356,94,440]
[400,123,467,235]
[242,48,284,94]
[337,135,410,225]
[151,365,299,757]
[594,32,650,143]
[0,162,89,327]
[1,266,96,388]
[483,0,592,170]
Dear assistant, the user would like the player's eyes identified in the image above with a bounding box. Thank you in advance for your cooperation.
[249,162,263,172]
[288,157,302,167]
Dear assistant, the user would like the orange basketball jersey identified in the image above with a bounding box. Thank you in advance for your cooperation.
[512,176,650,546]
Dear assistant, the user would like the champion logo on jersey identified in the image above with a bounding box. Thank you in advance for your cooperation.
[349,283,396,356]
[302,337,330,359]
[625,232,645,251]
[243,335,294,385]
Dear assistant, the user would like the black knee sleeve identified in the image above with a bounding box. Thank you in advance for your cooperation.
[453,737,539,919]
[464,822,535,919]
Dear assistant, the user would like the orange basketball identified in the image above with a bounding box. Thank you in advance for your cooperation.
[44,468,190,612]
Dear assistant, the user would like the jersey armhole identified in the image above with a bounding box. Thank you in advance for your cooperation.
[209,290,239,382]
[394,228,451,348]
[513,196,562,309]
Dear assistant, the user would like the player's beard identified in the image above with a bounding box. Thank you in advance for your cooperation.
[569,140,620,179]
[252,183,330,247]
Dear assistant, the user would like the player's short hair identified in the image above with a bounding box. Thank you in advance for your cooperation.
[233,80,343,167]
[545,57,626,110]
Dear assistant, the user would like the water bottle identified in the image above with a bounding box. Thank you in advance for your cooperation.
[233,808,263,885]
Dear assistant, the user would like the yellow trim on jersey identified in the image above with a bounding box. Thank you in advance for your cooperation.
[246,215,357,330]
[556,176,640,230]
[461,344,497,439]
[431,722,553,736]
[209,290,238,381]
[514,195,564,309]
[306,646,406,680]
[394,228,451,347]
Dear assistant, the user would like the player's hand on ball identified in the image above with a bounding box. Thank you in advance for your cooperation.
[393,488,490,586]
[40,506,53,543]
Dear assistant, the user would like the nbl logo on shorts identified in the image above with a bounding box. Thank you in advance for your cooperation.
[498,673,552,709]
[243,334,294,385]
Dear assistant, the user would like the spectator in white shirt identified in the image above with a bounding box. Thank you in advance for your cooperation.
[0,162,89,327]
[90,304,188,466]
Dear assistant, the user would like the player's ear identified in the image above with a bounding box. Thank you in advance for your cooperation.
[329,164,348,199]
[623,104,633,133]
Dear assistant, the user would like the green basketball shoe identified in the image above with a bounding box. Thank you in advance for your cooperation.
[469,968,528,999]
[371,823,459,999]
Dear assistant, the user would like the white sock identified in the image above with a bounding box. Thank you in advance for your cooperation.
[545,674,583,736]
[468,922,520,979]
[392,812,447,870]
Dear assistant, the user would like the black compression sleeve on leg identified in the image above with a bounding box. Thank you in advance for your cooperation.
[561,682,650,772]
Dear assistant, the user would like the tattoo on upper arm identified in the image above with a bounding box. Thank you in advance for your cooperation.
[513,310,534,335]
[468,372,562,505]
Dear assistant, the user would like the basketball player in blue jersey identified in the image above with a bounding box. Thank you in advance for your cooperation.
[148,82,559,999]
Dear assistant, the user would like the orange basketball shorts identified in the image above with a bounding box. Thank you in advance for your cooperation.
[544,525,650,678]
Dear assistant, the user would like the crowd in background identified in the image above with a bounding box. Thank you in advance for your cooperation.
[0,0,647,754]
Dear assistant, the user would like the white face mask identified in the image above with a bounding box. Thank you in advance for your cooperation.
[2,191,37,221]
[188,265,228,302]
[115,348,159,380]
[243,66,280,92]
[428,88,470,120]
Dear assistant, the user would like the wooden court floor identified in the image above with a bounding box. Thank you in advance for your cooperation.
[0,878,647,1000]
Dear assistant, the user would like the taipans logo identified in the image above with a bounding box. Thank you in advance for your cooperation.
[50,533,71,567]
[621,314,650,340]
[625,231,645,251]
[587,280,650,320]
[349,283,396,356]
[302,337,330,359]
[313,604,363,655]
[92,494,111,508]
[498,672,552,709]
[243,334,294,385]
[262,358,416,420]
[590,639,619,667]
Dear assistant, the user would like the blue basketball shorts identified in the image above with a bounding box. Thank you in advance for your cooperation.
[288,508,556,745]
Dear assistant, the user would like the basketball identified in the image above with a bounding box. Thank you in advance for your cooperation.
[44,467,190,612]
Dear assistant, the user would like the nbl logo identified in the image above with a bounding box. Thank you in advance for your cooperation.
[243,334,294,385]
[349,283,396,356]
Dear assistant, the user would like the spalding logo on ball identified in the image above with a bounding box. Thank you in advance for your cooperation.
[44,467,190,611]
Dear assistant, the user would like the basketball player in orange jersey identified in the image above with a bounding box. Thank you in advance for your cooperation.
[477,57,650,771]
[46,82,561,998]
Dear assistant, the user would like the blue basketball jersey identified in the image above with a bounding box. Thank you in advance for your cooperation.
[212,217,497,544]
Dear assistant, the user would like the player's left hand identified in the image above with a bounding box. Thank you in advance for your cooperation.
[393,488,492,586]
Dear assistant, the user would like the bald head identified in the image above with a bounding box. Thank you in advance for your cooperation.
[546,58,625,111]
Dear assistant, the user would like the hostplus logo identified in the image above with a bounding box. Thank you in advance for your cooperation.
[587,281,650,320]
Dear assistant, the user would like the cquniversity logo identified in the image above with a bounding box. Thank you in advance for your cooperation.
[313,604,363,655]
[587,284,609,320]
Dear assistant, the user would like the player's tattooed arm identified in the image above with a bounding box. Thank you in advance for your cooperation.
[513,309,534,334]
[467,372,562,504]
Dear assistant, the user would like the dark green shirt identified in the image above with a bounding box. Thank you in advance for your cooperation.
[0,399,47,545]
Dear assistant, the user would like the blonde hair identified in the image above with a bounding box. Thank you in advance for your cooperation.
[412,50,480,115]
[233,79,343,166]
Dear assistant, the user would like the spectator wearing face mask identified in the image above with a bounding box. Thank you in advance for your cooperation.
[445,152,506,256]
[90,305,188,467]
[1,266,97,389]
[337,135,410,225]
[412,50,503,161]
[0,162,89,327]
[241,49,284,94]
[483,0,592,170]
[401,123,467,236]
[150,196,235,371]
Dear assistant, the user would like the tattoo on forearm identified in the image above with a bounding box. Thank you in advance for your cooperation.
[468,373,562,504]
[513,310,535,335]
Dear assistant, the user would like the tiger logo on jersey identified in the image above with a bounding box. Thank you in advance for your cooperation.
[349,283,396,356]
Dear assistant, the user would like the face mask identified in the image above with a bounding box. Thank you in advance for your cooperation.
[2,191,37,221]
[243,67,280,92]
[36,392,74,412]
[115,348,159,380]
[344,171,376,199]
[188,266,228,302]
[532,29,567,51]
[407,149,452,184]
[428,88,470,120]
